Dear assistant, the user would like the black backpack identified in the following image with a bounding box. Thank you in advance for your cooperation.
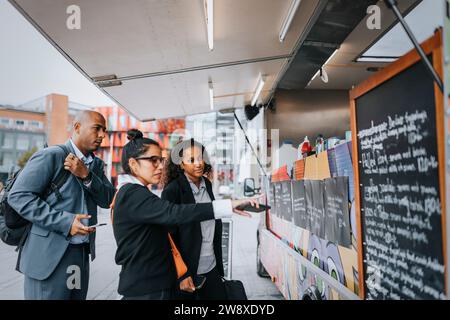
[0,145,70,248]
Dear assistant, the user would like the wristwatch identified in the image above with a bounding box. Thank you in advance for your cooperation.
[81,171,93,185]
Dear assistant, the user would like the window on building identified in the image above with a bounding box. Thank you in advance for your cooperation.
[0,152,15,167]
[16,134,30,151]
[31,135,45,149]
[2,133,14,148]
[0,118,10,126]
[15,120,25,127]
[30,121,43,129]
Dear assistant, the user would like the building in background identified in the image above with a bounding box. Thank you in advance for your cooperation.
[0,94,90,182]
[0,93,185,186]
[94,106,185,187]
[185,111,235,198]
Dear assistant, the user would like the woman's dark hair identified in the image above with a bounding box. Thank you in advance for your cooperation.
[163,139,211,186]
[121,129,160,174]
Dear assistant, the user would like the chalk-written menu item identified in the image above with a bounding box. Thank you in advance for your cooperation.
[291,180,308,229]
[324,177,351,248]
[273,182,282,219]
[268,182,275,214]
[221,220,232,279]
[354,56,446,300]
[280,181,293,223]
[272,181,293,222]
[304,180,325,238]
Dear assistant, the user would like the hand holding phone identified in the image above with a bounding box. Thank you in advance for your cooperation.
[194,275,207,290]
[89,223,107,228]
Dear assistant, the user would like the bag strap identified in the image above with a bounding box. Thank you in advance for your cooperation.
[168,234,179,254]
[109,190,119,224]
[168,233,188,279]
[53,145,71,188]
[44,145,71,201]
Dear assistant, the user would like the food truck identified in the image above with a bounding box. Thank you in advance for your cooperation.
[252,2,449,300]
[256,27,446,299]
[8,0,449,300]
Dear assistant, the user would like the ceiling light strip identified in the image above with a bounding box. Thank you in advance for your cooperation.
[279,0,302,42]
[251,75,267,106]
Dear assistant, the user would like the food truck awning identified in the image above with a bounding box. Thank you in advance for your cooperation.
[10,0,421,120]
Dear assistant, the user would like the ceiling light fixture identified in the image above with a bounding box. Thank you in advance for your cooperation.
[209,80,214,110]
[308,49,339,85]
[279,0,302,42]
[251,75,267,106]
[204,0,214,51]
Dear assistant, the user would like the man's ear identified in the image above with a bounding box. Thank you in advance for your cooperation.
[73,122,81,134]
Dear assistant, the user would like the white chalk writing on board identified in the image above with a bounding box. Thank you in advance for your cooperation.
[358,108,446,300]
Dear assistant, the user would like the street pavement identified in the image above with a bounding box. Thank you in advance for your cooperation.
[0,209,282,300]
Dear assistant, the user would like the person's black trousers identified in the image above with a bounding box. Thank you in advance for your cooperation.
[122,288,174,300]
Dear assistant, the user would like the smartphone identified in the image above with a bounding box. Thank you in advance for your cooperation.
[194,275,207,290]
[236,204,271,213]
[88,223,107,228]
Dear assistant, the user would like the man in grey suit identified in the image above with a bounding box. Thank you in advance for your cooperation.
[8,110,116,300]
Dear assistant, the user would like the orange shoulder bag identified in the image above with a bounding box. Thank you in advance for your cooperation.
[110,190,188,279]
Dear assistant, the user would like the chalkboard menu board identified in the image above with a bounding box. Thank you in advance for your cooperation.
[268,182,275,214]
[305,180,325,239]
[273,182,282,219]
[292,181,308,229]
[280,181,293,223]
[324,177,351,248]
[351,33,446,300]
[272,181,293,221]
[221,220,232,279]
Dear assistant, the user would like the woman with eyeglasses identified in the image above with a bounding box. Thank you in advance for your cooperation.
[112,129,259,300]
[162,139,227,300]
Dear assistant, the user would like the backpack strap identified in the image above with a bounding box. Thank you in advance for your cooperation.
[14,223,31,253]
[43,145,71,201]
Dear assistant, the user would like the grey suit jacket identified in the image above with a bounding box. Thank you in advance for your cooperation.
[7,140,116,280]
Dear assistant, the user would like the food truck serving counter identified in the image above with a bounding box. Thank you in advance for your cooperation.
[256,30,448,300]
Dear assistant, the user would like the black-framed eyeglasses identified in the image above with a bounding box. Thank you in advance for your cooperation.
[135,156,166,167]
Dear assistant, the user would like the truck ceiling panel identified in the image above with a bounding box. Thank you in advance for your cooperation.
[104,59,285,120]
[307,0,422,90]
[11,0,321,120]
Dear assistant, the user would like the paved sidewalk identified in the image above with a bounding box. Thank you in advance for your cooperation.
[0,210,282,300]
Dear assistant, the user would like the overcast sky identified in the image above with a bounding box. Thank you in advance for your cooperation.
[0,0,115,107]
